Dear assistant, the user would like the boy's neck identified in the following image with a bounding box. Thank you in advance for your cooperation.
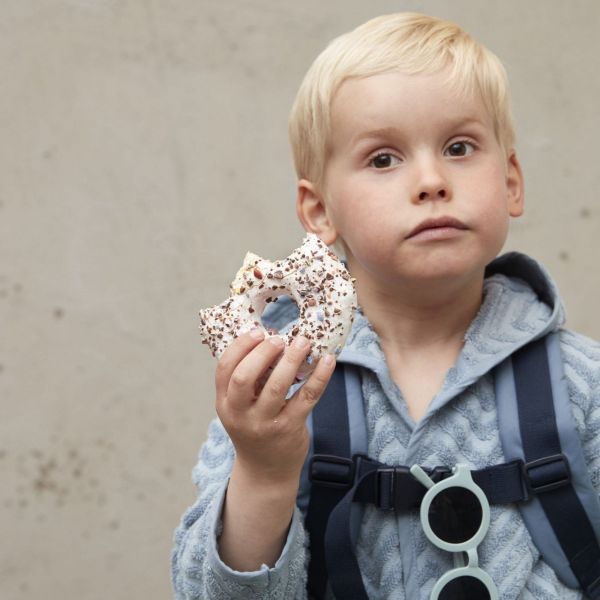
[354,268,485,358]
[347,262,486,421]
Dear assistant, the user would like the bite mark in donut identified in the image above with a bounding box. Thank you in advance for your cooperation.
[199,233,357,380]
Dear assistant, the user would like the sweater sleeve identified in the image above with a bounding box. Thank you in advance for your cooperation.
[170,417,310,599]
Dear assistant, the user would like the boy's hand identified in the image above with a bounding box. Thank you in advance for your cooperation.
[215,328,336,487]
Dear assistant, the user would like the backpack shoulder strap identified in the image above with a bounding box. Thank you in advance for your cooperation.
[303,363,367,599]
[496,331,600,598]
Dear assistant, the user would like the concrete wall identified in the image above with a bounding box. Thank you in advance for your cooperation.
[1,1,599,598]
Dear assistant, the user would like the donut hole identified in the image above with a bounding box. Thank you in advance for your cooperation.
[260,294,300,333]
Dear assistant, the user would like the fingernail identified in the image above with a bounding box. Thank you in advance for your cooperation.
[269,336,285,348]
[293,335,309,350]
[323,354,335,366]
[250,328,264,339]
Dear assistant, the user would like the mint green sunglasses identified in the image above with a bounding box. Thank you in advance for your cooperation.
[410,463,499,600]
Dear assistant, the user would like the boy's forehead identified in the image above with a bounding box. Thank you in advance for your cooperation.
[329,71,491,145]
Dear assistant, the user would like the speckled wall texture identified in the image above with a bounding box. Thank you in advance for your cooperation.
[1,1,599,598]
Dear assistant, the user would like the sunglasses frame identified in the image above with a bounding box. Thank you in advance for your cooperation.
[410,463,499,600]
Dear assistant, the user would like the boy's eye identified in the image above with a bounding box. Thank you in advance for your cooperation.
[369,153,400,169]
[445,141,475,157]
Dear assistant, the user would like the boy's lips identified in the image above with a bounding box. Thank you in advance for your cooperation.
[406,216,468,239]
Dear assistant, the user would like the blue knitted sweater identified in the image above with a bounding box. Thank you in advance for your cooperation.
[171,252,600,599]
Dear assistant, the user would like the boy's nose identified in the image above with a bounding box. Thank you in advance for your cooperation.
[412,157,451,203]
[418,188,447,201]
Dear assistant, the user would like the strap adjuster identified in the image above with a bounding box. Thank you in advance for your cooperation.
[522,453,571,494]
[309,454,355,489]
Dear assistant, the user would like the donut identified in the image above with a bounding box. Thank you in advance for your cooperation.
[199,233,357,380]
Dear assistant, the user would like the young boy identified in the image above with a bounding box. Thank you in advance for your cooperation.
[171,13,600,599]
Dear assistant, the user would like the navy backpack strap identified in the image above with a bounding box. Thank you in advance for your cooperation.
[505,334,600,598]
[306,364,368,599]
[322,456,377,599]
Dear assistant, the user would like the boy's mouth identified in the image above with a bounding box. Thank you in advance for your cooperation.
[406,216,468,239]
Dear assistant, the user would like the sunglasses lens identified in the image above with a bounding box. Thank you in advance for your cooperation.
[438,575,491,599]
[428,486,482,543]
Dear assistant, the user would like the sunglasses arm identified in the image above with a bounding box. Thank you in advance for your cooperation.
[410,464,436,489]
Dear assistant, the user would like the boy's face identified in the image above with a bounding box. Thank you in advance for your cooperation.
[299,70,524,294]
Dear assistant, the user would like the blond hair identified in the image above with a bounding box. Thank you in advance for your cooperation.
[288,13,515,190]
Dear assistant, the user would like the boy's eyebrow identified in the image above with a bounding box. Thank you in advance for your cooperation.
[350,118,487,145]
[351,126,403,145]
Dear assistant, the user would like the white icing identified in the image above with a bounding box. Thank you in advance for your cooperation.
[198,233,357,380]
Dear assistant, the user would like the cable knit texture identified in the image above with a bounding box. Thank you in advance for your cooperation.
[171,252,600,599]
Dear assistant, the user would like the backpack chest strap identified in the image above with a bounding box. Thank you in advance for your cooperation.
[308,452,580,599]
[309,453,565,511]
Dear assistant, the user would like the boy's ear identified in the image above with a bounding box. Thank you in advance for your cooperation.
[296,179,338,246]
[506,150,525,217]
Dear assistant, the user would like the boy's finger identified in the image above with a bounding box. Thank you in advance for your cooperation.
[253,336,313,419]
[223,336,287,411]
[284,354,336,422]
[214,329,266,398]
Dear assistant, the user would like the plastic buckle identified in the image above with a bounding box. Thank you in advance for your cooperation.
[428,465,452,483]
[376,466,411,511]
[376,465,452,511]
[523,453,571,494]
[309,454,355,489]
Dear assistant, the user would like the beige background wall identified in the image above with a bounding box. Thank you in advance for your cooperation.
[1,1,599,598]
